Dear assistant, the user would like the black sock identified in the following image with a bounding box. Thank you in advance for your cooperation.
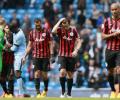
[0,80,7,94]
[67,78,73,96]
[43,79,49,91]
[60,77,66,95]
[108,74,115,92]
[118,74,120,92]
[34,78,40,94]
[114,74,119,84]
[8,80,14,95]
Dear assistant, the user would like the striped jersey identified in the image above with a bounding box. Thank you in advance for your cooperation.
[103,17,120,51]
[29,28,52,58]
[57,27,80,57]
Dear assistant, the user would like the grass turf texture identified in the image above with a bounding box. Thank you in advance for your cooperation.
[0,98,119,100]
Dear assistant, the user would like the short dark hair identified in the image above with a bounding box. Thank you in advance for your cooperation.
[34,18,41,23]
[65,17,70,24]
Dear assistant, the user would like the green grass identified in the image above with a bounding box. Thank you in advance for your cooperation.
[0,97,119,100]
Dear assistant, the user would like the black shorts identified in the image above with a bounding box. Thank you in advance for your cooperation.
[105,49,120,69]
[33,58,50,72]
[1,63,14,79]
[58,56,76,72]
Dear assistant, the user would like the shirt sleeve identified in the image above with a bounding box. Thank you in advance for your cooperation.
[73,27,80,39]
[0,31,4,50]
[57,27,61,37]
[102,18,109,34]
[48,30,53,41]
[0,38,4,50]
[10,33,22,51]
[29,31,33,42]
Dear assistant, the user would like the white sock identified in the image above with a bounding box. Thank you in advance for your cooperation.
[17,78,24,95]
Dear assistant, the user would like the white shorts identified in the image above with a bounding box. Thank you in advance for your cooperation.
[14,55,24,71]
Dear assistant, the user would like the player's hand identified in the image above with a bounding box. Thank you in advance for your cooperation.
[72,50,78,57]
[22,56,26,65]
[6,42,12,48]
[112,30,120,37]
[50,54,55,63]
[3,44,9,51]
[59,18,66,22]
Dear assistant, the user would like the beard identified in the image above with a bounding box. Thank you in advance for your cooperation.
[35,26,41,30]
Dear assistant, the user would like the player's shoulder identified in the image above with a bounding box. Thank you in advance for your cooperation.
[70,26,77,30]
[17,29,25,38]
[104,17,112,23]
[44,27,49,32]
[70,26,77,33]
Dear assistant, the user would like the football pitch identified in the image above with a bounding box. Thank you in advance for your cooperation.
[0,97,118,100]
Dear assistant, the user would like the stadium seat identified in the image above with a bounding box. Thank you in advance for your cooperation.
[34,13,43,19]
[3,13,12,22]
[36,0,44,5]
[36,9,44,17]
[16,13,23,19]
[74,0,78,4]
[86,0,93,4]
[17,9,26,15]
[7,9,16,14]
[1,9,7,15]
[27,9,36,14]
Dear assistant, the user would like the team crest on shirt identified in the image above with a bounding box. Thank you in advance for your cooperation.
[42,33,46,37]
[63,36,72,41]
[70,32,74,36]
[35,38,44,42]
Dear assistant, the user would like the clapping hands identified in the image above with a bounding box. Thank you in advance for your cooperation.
[3,43,12,51]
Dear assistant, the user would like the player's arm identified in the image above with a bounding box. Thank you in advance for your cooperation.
[0,32,4,50]
[10,35,22,52]
[49,40,56,63]
[74,38,81,52]
[24,41,32,58]
[72,37,81,57]
[72,27,81,57]
[101,19,118,40]
[102,32,116,40]
[52,18,65,34]
[22,41,32,64]
[49,40,54,55]
[0,39,4,50]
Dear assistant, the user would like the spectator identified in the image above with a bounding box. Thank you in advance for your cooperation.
[43,0,55,27]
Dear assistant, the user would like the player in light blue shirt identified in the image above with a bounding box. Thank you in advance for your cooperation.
[10,20,26,97]
[11,28,26,57]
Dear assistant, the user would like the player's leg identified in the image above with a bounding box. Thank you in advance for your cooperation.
[105,49,116,98]
[15,70,24,97]
[66,57,75,98]
[66,71,73,98]
[58,57,66,97]
[116,67,120,98]
[33,58,41,97]
[115,52,120,98]
[41,58,50,97]
[0,63,8,97]
[7,65,14,97]
[14,56,24,97]
[107,68,116,98]
[0,55,2,75]
[0,77,7,97]
[41,71,48,97]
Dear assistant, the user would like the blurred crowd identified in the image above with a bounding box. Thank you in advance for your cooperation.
[0,0,120,89]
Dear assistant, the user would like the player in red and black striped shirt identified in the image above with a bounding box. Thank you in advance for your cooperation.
[0,24,14,97]
[22,18,53,97]
[102,2,120,98]
[52,18,81,97]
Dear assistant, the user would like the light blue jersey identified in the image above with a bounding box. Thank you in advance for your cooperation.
[11,29,26,56]
[11,29,26,95]
[11,29,26,71]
